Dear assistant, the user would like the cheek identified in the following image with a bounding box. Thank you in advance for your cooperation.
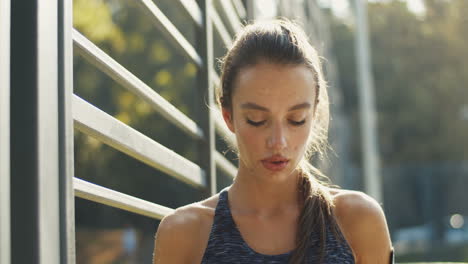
[234,123,266,168]
[292,126,312,153]
[236,123,263,153]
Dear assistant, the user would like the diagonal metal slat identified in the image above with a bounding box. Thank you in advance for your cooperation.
[73,29,204,141]
[178,0,203,28]
[231,0,246,19]
[214,151,237,178]
[177,0,233,48]
[217,0,242,33]
[74,177,174,220]
[72,94,206,187]
[210,5,233,48]
[136,0,202,67]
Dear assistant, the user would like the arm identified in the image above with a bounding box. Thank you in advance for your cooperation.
[152,208,201,264]
[333,191,393,264]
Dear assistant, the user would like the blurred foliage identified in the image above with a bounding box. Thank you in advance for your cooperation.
[328,0,468,261]
[331,0,468,166]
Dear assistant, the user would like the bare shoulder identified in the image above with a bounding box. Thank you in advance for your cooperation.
[152,194,220,264]
[328,188,393,264]
[329,188,384,220]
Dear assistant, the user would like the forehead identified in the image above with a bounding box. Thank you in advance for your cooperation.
[232,62,317,107]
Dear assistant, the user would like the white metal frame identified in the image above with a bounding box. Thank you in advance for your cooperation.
[0,0,11,262]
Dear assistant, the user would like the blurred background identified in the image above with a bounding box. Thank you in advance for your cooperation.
[70,0,468,263]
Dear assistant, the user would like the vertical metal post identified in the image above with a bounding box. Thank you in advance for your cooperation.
[59,0,76,262]
[10,0,39,261]
[353,0,382,202]
[10,0,61,262]
[246,0,255,21]
[0,0,11,263]
[198,0,217,195]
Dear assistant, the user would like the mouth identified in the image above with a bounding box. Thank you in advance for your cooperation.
[261,155,290,171]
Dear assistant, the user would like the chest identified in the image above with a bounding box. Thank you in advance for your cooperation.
[232,212,299,255]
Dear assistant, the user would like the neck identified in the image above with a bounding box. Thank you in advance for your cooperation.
[228,164,302,216]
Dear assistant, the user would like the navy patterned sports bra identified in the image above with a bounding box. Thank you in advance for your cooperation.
[200,188,381,263]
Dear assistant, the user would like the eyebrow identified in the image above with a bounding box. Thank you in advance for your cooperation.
[240,102,311,112]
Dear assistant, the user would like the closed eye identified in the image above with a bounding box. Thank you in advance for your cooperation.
[247,119,266,126]
[290,119,306,126]
[246,119,306,127]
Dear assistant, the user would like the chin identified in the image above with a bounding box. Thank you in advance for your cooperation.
[262,165,296,179]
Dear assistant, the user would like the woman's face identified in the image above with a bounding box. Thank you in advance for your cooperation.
[222,62,318,181]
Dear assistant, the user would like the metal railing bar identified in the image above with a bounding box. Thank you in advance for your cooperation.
[231,0,246,19]
[198,0,217,195]
[73,29,205,141]
[59,0,76,262]
[177,0,233,48]
[210,5,233,48]
[37,1,61,262]
[217,0,242,33]
[214,151,237,178]
[135,0,203,67]
[178,0,203,28]
[0,0,10,261]
[9,0,61,261]
[74,177,174,220]
[72,95,206,187]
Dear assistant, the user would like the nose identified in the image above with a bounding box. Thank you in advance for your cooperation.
[266,123,287,151]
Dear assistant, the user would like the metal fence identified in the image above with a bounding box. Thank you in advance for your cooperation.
[5,0,244,262]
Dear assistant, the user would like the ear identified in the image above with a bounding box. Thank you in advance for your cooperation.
[222,108,235,133]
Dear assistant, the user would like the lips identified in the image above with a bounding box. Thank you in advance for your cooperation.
[261,155,290,171]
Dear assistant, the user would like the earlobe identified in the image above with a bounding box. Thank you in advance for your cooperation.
[221,108,235,133]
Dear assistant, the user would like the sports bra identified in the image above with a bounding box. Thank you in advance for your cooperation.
[200,188,367,263]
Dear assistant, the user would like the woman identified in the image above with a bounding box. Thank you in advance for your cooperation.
[153,19,394,264]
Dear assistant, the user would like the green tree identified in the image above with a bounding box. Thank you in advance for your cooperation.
[329,0,468,260]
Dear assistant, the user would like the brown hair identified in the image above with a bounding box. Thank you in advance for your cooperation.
[216,19,345,263]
